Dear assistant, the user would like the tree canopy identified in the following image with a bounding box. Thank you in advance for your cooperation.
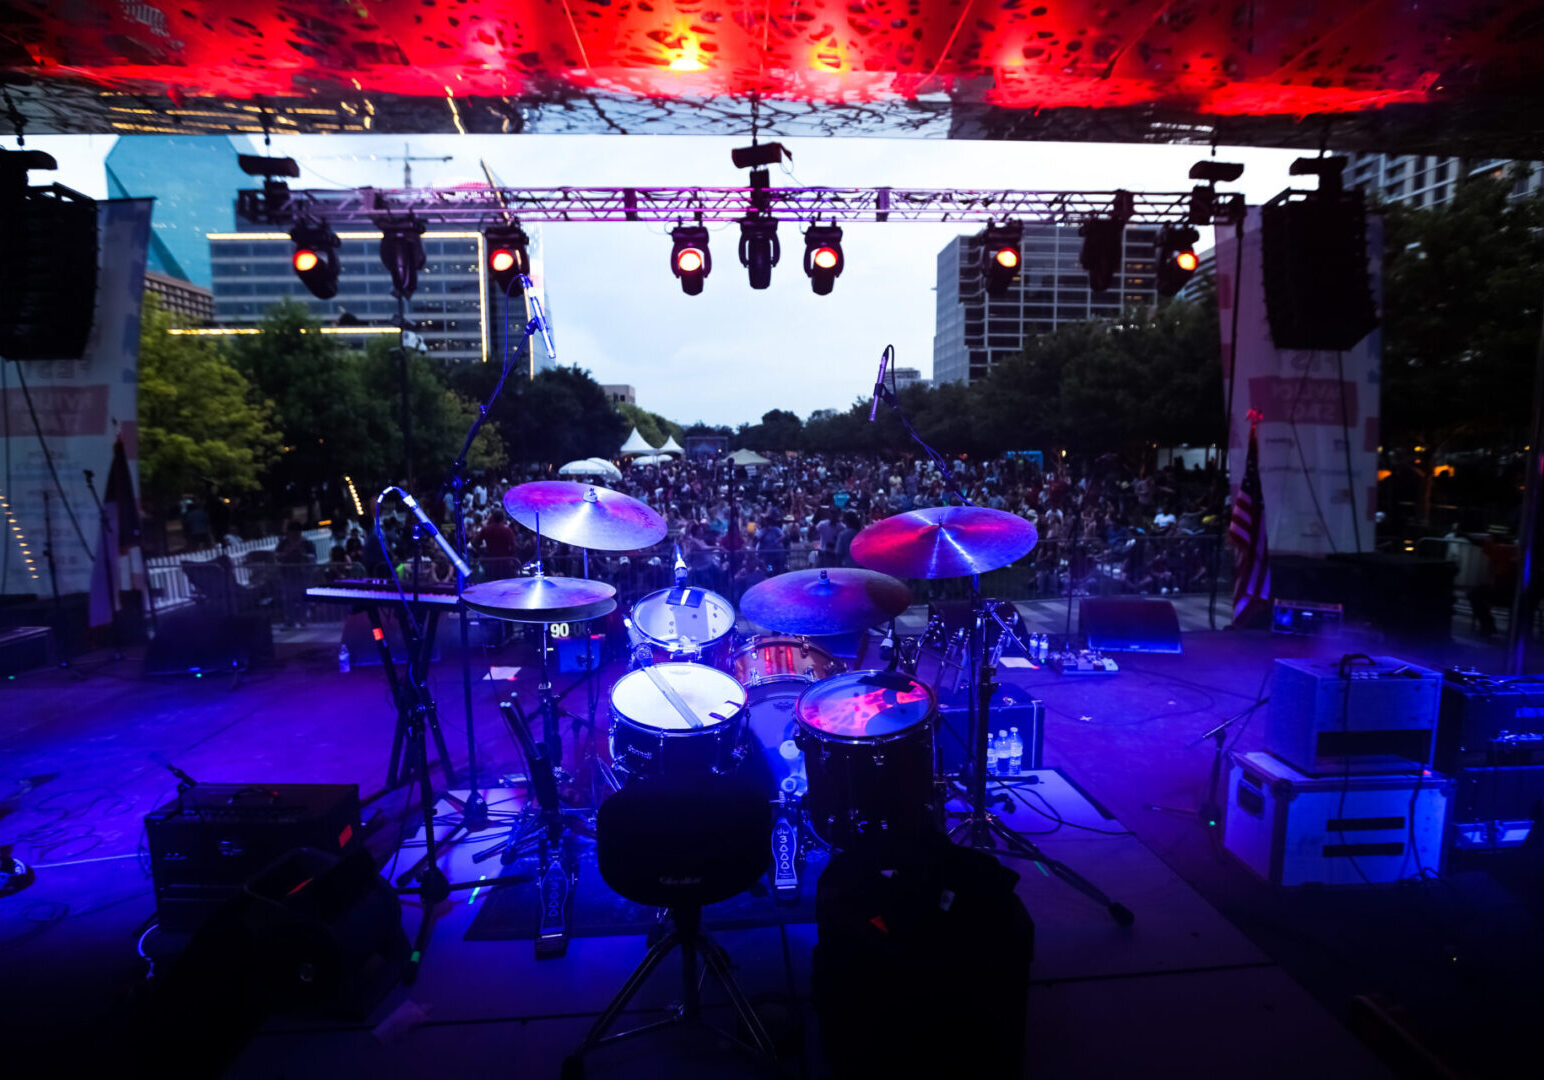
[136,296,281,504]
[1381,172,1544,451]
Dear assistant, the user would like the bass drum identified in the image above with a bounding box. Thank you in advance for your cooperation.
[609,662,748,781]
[628,586,737,668]
[795,671,936,851]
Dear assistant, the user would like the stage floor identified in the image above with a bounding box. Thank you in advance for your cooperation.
[1,616,1536,1078]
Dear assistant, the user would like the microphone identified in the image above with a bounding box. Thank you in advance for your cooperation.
[399,490,473,578]
[673,542,687,586]
[519,275,556,361]
[868,346,891,422]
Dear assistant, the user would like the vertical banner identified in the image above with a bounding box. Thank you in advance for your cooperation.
[1,197,154,598]
[1216,208,1382,557]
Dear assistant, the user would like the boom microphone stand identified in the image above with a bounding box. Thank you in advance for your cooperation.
[871,355,1133,926]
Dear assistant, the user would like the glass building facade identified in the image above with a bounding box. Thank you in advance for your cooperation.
[933,224,1159,385]
[105,135,251,289]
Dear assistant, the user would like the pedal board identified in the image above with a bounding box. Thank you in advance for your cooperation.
[1049,651,1119,676]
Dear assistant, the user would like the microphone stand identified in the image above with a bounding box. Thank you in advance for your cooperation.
[872,369,1133,926]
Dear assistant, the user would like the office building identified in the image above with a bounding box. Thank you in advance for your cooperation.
[106,135,251,289]
[892,367,928,391]
[207,221,556,370]
[144,270,214,324]
[932,223,1158,385]
[602,385,636,405]
[1342,153,1543,209]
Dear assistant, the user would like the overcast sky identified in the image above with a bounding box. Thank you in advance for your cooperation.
[14,132,1307,427]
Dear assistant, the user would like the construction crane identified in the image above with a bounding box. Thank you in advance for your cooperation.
[388,142,452,188]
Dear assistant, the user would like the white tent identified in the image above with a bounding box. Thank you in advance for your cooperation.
[632,453,668,466]
[657,434,685,456]
[619,427,658,456]
[726,448,772,468]
[558,457,621,480]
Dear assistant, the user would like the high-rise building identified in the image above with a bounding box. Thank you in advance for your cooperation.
[932,224,1159,385]
[892,367,929,391]
[105,135,251,289]
[206,221,556,370]
[1342,153,1543,209]
[143,270,214,324]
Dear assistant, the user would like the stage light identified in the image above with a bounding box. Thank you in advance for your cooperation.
[738,217,781,290]
[484,222,530,295]
[981,222,1023,297]
[670,224,711,295]
[377,217,427,301]
[802,224,844,295]
[288,220,340,300]
[1156,224,1202,298]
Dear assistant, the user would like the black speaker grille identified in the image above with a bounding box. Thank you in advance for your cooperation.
[1261,189,1379,352]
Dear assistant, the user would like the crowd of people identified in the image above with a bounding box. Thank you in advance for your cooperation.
[244,450,1229,625]
[431,451,1231,602]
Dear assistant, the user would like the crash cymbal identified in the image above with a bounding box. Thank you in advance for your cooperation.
[851,506,1038,579]
[503,481,667,552]
[740,567,912,637]
[461,575,617,624]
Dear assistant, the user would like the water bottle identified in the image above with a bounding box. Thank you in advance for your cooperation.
[1039,634,1051,661]
[337,644,350,674]
[1032,632,1045,659]
[985,732,999,774]
[997,730,1010,774]
[1008,726,1024,773]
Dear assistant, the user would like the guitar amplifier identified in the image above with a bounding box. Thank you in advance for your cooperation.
[1266,656,1441,776]
[1449,765,1544,852]
[1224,751,1450,886]
[1436,669,1544,772]
[145,783,362,931]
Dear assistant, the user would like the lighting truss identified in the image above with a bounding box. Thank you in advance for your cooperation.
[238,185,1246,229]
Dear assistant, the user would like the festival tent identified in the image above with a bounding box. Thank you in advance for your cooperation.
[558,458,622,480]
[619,427,657,456]
[726,449,771,468]
[657,435,685,456]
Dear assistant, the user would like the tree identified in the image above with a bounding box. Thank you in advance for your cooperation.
[1382,172,1544,450]
[227,301,389,512]
[736,408,804,451]
[137,296,281,505]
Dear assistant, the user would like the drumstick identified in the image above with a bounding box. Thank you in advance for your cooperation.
[641,664,705,729]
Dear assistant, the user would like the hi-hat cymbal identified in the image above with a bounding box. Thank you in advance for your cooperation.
[740,568,912,637]
[502,481,666,551]
[461,575,617,624]
[851,506,1038,579]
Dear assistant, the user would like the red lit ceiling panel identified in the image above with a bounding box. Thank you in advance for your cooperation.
[1,1,1540,154]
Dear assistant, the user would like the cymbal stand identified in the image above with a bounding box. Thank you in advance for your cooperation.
[869,351,1133,925]
[946,579,1134,925]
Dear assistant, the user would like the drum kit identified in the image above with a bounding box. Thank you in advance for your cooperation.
[462,479,1114,889]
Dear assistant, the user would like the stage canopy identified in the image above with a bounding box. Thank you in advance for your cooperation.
[1,2,1541,158]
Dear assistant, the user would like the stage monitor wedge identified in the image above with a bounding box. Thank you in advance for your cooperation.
[1080,597,1183,654]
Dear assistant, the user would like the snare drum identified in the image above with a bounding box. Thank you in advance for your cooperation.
[795,671,936,850]
[628,586,737,668]
[609,662,748,781]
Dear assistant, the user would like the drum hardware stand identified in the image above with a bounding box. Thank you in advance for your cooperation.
[870,365,1134,926]
[470,698,592,958]
[372,490,525,982]
[1143,697,1269,831]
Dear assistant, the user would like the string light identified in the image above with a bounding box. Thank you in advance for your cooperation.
[0,489,41,581]
[344,476,365,517]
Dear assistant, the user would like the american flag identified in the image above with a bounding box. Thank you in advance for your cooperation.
[1229,411,1270,626]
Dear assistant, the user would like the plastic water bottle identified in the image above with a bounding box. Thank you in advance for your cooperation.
[985,732,999,775]
[997,730,1010,774]
[1008,726,1023,773]
[337,644,350,674]
[1039,635,1051,661]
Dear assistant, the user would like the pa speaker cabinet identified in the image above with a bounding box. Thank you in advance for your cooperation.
[1079,597,1182,654]
[1267,656,1441,776]
[1224,751,1449,886]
